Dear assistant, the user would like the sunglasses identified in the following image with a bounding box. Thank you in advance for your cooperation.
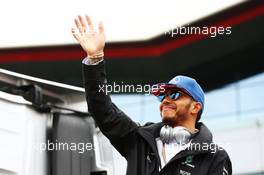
[157,91,184,102]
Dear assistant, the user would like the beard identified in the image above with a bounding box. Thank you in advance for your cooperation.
[162,117,177,126]
[161,103,191,127]
[162,112,186,127]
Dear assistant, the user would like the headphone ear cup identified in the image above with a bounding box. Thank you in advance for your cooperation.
[160,125,170,143]
[168,126,173,143]
[173,127,191,144]
[160,125,192,144]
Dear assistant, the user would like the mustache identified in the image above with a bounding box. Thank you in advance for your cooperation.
[160,101,176,110]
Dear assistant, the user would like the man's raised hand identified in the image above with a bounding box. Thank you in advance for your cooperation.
[71,15,105,57]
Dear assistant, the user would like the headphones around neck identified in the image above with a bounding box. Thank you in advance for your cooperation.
[160,125,193,144]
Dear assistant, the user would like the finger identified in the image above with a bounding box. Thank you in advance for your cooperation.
[98,21,104,34]
[71,28,80,41]
[85,15,94,31]
[78,15,87,32]
[74,18,83,34]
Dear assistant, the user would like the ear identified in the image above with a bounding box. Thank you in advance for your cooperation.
[191,102,202,115]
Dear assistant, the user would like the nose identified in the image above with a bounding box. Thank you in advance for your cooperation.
[162,96,173,104]
[163,96,172,102]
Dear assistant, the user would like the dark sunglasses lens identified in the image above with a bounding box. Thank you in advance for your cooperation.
[169,92,180,100]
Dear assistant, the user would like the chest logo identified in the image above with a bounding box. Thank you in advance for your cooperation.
[181,155,195,168]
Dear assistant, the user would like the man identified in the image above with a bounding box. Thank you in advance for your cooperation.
[72,15,232,175]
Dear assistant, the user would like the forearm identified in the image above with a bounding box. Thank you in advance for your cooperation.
[82,60,138,139]
[82,59,111,118]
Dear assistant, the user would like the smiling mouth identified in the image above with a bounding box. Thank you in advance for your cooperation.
[162,105,176,110]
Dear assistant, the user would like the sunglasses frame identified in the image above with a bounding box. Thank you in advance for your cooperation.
[157,90,185,102]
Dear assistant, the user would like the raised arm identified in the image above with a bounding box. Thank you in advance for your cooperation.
[71,15,138,157]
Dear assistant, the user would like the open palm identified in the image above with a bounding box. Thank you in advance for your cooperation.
[72,15,105,56]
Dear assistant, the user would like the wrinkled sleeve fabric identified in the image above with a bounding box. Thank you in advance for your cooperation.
[82,59,138,157]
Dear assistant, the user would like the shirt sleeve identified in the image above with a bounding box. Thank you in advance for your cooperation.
[82,60,138,157]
